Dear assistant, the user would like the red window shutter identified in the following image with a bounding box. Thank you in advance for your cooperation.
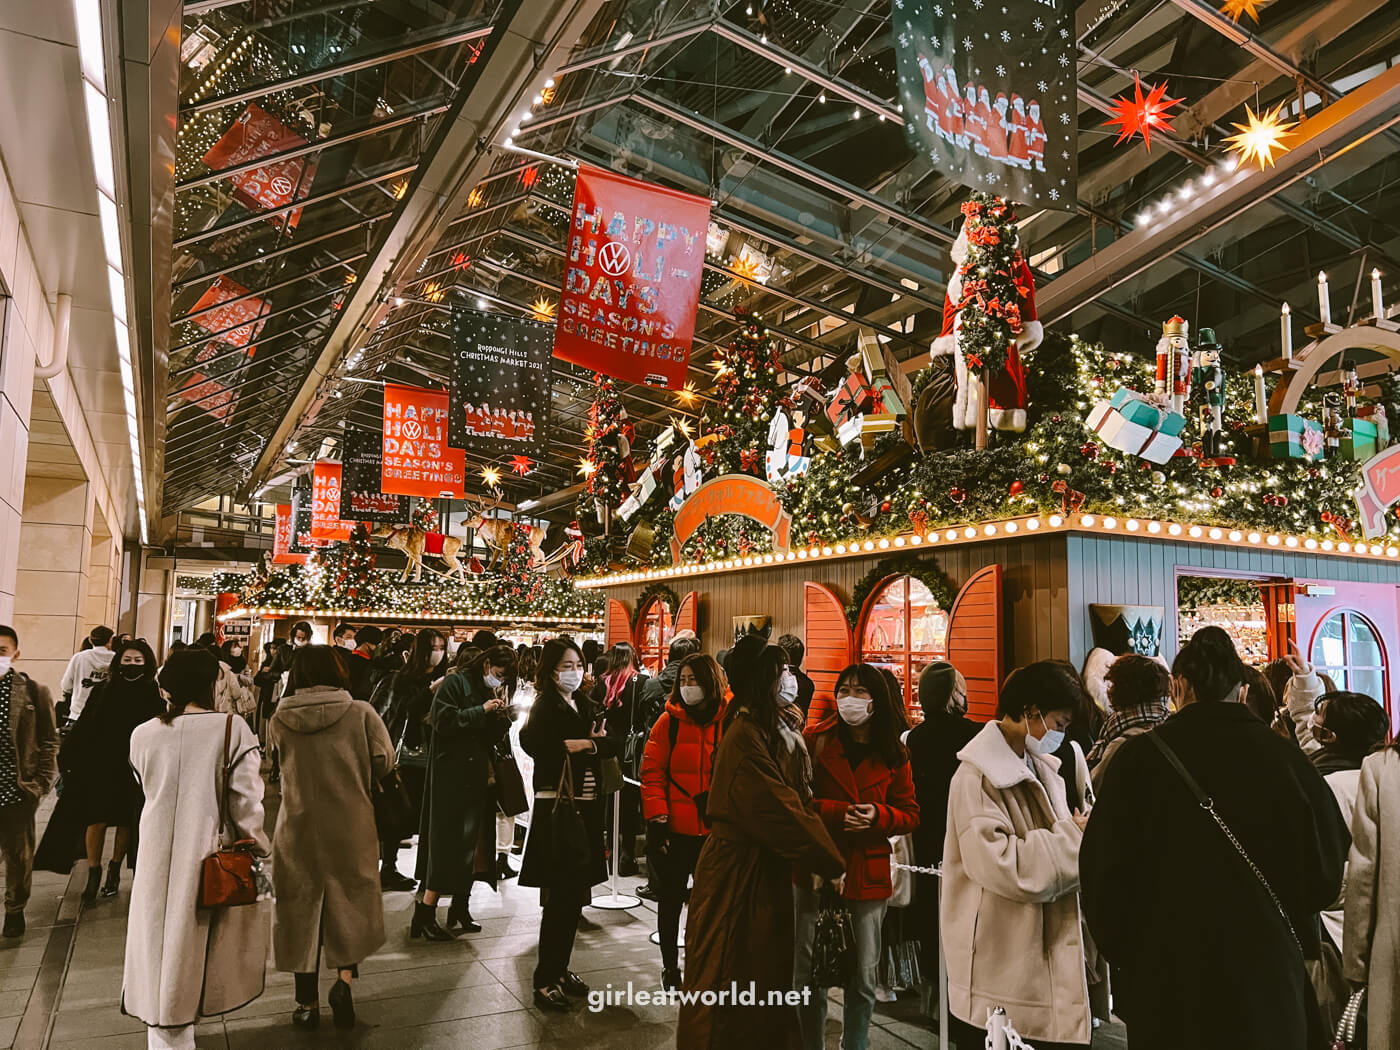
[676,591,698,636]
[803,582,852,731]
[947,565,1004,723]
[605,599,632,650]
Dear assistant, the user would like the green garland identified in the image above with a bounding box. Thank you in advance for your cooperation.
[1177,576,1263,609]
[632,581,680,631]
[845,553,957,629]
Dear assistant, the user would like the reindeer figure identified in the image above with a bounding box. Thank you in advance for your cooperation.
[371,522,467,582]
[465,495,547,571]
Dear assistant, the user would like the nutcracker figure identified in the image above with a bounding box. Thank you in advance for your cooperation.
[1323,392,1346,457]
[1154,316,1192,415]
[1191,328,1226,459]
[1342,358,1361,415]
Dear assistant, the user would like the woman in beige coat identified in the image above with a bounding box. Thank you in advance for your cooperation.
[941,661,1093,1049]
[1343,745,1400,1047]
[123,649,270,1050]
[269,646,395,1032]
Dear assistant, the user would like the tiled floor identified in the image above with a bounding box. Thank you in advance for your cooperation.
[4,790,1129,1050]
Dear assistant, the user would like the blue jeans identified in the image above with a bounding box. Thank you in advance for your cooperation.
[793,884,887,1050]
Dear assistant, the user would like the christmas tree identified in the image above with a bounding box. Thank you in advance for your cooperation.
[954,193,1029,383]
[497,523,539,601]
[411,499,439,535]
[307,523,376,606]
[701,311,786,476]
[578,373,633,524]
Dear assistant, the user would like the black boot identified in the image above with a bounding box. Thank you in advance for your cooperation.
[445,896,481,934]
[496,851,517,880]
[101,861,121,898]
[81,866,101,904]
[409,901,455,941]
[380,863,415,892]
[619,852,639,877]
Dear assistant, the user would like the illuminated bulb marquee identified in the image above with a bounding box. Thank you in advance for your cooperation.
[217,606,602,627]
[575,512,1400,589]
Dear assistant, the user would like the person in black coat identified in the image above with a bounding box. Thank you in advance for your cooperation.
[902,660,978,977]
[777,634,816,720]
[519,638,615,1012]
[412,645,515,940]
[1080,626,1349,1050]
[377,629,446,890]
[36,640,165,901]
[594,642,649,876]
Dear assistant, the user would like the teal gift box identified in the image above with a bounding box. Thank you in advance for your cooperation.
[1108,387,1187,436]
[1341,418,1379,462]
[1269,414,1324,461]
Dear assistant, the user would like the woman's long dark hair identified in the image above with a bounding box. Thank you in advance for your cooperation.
[156,649,219,723]
[606,642,639,676]
[287,644,350,693]
[403,628,446,681]
[672,653,727,727]
[219,638,247,673]
[724,635,787,743]
[464,644,517,691]
[108,639,157,683]
[535,637,585,710]
[833,663,909,768]
[1172,626,1245,703]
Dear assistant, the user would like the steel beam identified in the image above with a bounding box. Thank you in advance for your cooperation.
[170,214,385,291]
[553,21,711,75]
[174,254,365,325]
[1037,63,1400,322]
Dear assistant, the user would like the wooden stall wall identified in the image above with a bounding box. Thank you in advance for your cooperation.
[598,535,1072,670]
[1065,535,1400,668]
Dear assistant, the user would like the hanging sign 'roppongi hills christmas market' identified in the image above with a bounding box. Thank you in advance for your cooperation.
[63,4,1400,1043]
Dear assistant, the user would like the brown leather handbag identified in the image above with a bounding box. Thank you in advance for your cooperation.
[197,714,258,909]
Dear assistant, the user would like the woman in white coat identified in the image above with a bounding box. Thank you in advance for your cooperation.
[122,648,269,1050]
[941,661,1093,1050]
[1343,743,1400,1047]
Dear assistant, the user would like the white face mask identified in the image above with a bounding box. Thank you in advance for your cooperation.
[679,684,705,706]
[0,657,11,676]
[483,673,503,690]
[836,696,873,726]
[1027,713,1065,755]
[293,638,307,648]
[339,638,357,650]
[777,671,799,707]
[429,650,444,666]
[557,668,584,694]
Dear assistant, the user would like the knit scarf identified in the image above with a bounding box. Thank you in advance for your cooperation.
[1087,697,1172,765]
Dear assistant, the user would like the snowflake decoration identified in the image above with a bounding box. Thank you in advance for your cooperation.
[1059,112,1071,124]
[1060,27,1070,38]
[996,64,1007,76]
[963,36,973,50]
[1001,30,1011,42]
[899,32,909,46]
[973,0,983,7]
[933,2,943,12]
[1033,17,1044,30]
[1061,150,1070,159]
[1037,80,1049,92]
[1058,53,1071,67]
[1048,188,1059,200]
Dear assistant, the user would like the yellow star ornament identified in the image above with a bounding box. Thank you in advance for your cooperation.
[1222,102,1296,169]
[1220,0,1263,22]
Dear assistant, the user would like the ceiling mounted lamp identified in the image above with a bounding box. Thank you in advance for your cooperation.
[1103,73,1182,151]
[1219,0,1263,22]
[1222,102,1296,169]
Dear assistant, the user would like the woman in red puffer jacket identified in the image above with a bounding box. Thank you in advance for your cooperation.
[640,653,728,990]
[795,663,919,1050]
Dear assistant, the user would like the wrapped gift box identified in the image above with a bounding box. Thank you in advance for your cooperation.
[1356,405,1391,449]
[1086,389,1186,464]
[827,372,877,426]
[857,331,912,417]
[1341,418,1379,461]
[859,412,899,452]
[1269,413,1325,461]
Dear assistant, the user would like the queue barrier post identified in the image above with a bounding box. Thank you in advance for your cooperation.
[592,775,641,910]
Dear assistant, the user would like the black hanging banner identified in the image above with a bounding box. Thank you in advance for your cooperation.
[448,309,553,458]
[894,0,1077,210]
[288,484,325,554]
[339,427,410,523]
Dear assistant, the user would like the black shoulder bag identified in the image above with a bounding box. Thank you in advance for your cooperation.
[1147,732,1303,960]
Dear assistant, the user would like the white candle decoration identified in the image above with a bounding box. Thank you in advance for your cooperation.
[1254,364,1267,424]
[1281,302,1292,360]
[1373,268,1385,321]
[1318,271,1331,326]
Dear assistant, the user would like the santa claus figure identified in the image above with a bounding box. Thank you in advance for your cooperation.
[1008,96,1030,169]
[942,69,965,147]
[1154,316,1192,416]
[930,218,1043,433]
[918,57,944,139]
[1026,100,1047,171]
[964,83,986,155]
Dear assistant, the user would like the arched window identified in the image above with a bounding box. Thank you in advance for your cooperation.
[859,574,949,721]
[636,598,673,675]
[1310,610,1387,702]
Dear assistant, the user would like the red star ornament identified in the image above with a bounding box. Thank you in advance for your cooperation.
[1103,74,1182,151]
[510,455,533,476]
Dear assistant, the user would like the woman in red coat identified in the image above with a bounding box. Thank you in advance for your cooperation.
[795,663,919,1050]
[640,653,727,989]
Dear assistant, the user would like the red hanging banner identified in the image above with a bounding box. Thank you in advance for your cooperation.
[188,275,267,348]
[310,461,355,541]
[381,383,467,498]
[202,103,318,229]
[554,166,710,388]
[272,503,309,565]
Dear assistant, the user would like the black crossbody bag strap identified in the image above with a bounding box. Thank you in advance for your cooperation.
[1147,731,1304,960]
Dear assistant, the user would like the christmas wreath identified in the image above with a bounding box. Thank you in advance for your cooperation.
[845,554,957,630]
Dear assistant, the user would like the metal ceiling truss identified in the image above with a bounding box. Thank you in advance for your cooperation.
[170,214,386,292]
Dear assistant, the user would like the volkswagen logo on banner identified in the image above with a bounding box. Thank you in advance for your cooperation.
[599,241,631,277]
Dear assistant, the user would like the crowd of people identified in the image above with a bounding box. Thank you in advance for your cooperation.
[0,616,1393,1050]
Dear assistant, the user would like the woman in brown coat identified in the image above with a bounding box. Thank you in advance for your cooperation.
[269,646,395,1032]
[679,642,844,1050]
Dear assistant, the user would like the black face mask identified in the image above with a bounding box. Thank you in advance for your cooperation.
[119,667,147,682]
